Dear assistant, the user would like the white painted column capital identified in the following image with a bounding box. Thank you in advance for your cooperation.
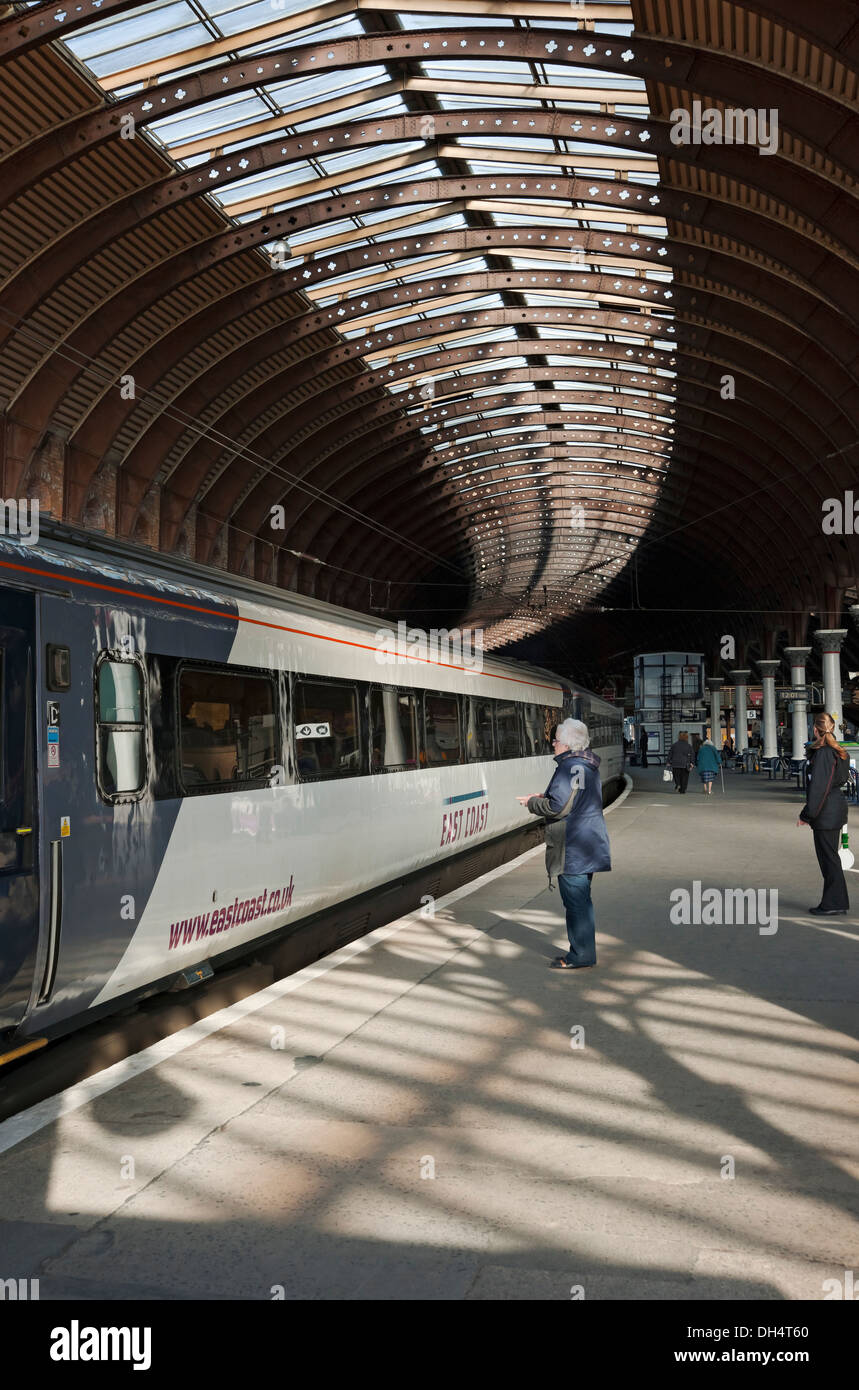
[814,629,848,736]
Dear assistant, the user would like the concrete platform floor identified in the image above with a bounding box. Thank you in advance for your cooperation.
[0,766,856,1300]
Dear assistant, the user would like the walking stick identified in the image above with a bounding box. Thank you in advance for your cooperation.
[720,760,726,795]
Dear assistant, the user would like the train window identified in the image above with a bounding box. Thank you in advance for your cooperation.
[294,680,360,778]
[370,689,418,772]
[465,698,494,762]
[495,702,522,758]
[97,658,146,798]
[178,667,277,788]
[423,693,461,766]
[521,703,554,756]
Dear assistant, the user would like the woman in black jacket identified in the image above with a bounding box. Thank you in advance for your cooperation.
[798,713,850,915]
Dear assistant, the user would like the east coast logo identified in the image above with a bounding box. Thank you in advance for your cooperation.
[50,1320,151,1370]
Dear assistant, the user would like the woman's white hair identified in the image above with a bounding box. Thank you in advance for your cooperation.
[556,717,589,752]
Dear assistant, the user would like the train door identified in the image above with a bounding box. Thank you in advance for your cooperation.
[0,588,39,1033]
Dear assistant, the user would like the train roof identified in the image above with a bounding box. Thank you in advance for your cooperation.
[0,520,603,701]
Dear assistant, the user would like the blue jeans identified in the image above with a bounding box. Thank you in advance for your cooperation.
[558,872,597,966]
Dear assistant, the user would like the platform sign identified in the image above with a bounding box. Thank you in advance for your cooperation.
[774,685,809,701]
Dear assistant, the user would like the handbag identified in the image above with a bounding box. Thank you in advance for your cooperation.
[662,768,673,782]
[543,775,585,889]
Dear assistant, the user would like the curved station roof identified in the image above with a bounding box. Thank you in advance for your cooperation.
[1,0,858,671]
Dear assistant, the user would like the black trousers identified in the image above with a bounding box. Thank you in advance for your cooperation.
[641,752,648,767]
[812,828,849,910]
[672,767,690,793]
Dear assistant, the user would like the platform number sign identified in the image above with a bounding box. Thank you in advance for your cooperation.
[296,722,331,739]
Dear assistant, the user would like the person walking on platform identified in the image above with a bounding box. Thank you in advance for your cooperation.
[667,730,694,793]
[696,736,721,794]
[797,712,850,915]
[517,718,611,970]
[639,727,649,768]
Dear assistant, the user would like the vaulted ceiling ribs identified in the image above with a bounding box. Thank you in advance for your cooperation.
[0,0,857,660]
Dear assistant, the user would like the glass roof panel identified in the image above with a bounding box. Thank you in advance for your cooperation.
[57,0,675,635]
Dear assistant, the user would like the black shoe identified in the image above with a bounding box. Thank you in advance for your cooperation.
[808,906,848,915]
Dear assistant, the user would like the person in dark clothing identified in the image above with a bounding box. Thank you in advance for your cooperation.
[798,713,849,915]
[667,730,694,793]
[639,728,649,768]
[517,718,611,970]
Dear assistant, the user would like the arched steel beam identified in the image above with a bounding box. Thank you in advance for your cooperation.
[3,28,857,194]
[59,213,855,502]
[8,148,856,467]
[278,402,840,599]
[70,332,678,527]
[10,169,857,472]
[83,217,854,477]
[123,305,851,584]
[4,0,857,65]
[6,102,854,329]
[150,321,829,533]
[110,274,853,519]
[213,402,817,604]
[293,433,802,609]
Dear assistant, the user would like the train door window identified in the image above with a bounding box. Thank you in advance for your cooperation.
[178,666,277,789]
[521,703,553,756]
[423,693,461,766]
[294,680,360,778]
[466,698,494,762]
[495,702,522,758]
[97,658,146,799]
[370,689,418,772]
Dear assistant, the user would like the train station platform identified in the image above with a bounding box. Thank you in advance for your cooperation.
[0,766,856,1301]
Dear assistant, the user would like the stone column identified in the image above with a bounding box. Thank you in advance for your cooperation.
[705,677,723,749]
[783,646,811,762]
[729,670,750,752]
[757,660,781,761]
[814,629,848,738]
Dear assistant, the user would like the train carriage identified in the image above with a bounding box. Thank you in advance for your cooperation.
[0,523,623,1050]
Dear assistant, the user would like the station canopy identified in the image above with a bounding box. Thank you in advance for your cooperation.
[1,1,857,666]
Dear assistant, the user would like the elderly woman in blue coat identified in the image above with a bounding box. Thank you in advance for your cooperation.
[517,717,611,970]
[696,736,722,794]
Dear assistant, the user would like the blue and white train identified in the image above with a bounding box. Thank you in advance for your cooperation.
[0,524,624,1054]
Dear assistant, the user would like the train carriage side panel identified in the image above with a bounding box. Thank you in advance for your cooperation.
[0,587,39,1034]
[28,583,239,1032]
